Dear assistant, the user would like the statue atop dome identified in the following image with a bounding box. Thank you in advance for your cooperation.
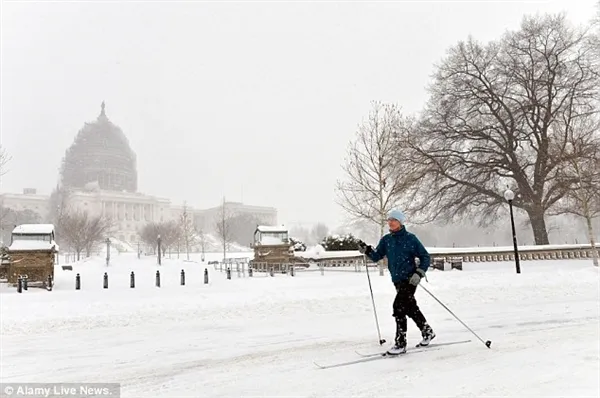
[59,102,138,192]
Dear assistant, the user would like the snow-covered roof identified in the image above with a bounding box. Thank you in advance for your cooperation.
[9,240,59,252]
[12,224,55,235]
[256,225,288,233]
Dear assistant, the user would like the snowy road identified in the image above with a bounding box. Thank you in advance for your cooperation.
[1,257,598,397]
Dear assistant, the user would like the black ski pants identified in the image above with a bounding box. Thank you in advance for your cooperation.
[392,281,428,333]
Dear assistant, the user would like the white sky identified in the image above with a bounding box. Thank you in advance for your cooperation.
[1,0,597,229]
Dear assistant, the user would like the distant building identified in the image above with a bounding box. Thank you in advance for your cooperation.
[0,189,49,216]
[60,101,137,192]
[0,102,278,248]
[197,201,277,232]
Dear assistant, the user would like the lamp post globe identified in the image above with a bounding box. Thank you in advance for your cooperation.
[504,188,515,201]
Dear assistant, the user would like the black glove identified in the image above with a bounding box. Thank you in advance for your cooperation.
[357,240,372,255]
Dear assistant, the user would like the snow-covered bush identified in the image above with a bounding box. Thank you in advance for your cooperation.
[320,234,362,251]
[290,237,306,252]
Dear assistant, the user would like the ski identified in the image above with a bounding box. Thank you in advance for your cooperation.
[354,339,472,358]
[314,344,448,369]
[314,353,393,369]
[314,340,473,369]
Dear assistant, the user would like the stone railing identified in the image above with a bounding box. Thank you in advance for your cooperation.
[293,243,597,268]
[428,243,597,263]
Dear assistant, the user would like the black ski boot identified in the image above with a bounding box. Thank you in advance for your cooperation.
[417,323,436,347]
[387,319,407,356]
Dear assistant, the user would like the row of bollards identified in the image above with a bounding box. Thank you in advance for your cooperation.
[18,264,297,292]
[72,269,211,290]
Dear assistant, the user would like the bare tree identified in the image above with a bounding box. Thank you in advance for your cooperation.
[337,218,380,245]
[0,145,10,178]
[139,221,180,256]
[47,186,71,243]
[215,200,234,260]
[0,207,43,245]
[197,227,206,260]
[336,102,417,237]
[398,14,599,245]
[310,223,329,245]
[551,117,600,266]
[162,221,181,257]
[228,213,266,247]
[60,210,112,260]
[140,222,160,253]
[289,225,311,246]
[84,215,115,257]
[179,203,197,260]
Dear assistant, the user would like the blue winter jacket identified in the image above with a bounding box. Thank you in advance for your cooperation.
[366,226,430,283]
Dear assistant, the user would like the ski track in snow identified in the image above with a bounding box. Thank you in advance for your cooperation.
[1,255,598,397]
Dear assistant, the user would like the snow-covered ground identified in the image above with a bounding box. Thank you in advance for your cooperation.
[1,254,598,397]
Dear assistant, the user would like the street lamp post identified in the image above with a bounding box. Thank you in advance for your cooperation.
[504,188,521,274]
[157,234,162,266]
[106,238,111,266]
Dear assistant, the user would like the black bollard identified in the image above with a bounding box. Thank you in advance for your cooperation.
[291,265,295,277]
[204,268,209,284]
[249,268,253,277]
[270,267,274,277]
[226,268,231,280]
[75,273,81,290]
[156,270,160,287]
[23,275,28,290]
[17,276,22,293]
[130,271,135,288]
[103,272,108,289]
[47,274,53,289]
[180,269,185,286]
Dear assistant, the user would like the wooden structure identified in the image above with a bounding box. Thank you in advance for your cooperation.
[6,224,58,286]
[250,225,295,271]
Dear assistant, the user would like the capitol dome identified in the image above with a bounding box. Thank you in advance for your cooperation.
[60,102,138,192]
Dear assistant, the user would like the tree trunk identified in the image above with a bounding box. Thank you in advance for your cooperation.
[378,215,386,276]
[581,196,599,267]
[585,214,599,267]
[526,207,550,245]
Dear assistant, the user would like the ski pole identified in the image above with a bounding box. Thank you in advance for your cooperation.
[419,284,492,349]
[364,254,386,345]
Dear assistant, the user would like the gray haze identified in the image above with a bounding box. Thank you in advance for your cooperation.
[1,0,596,230]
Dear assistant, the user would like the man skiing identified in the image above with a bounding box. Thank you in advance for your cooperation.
[358,209,435,355]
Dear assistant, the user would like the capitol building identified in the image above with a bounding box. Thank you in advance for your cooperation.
[0,103,277,247]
